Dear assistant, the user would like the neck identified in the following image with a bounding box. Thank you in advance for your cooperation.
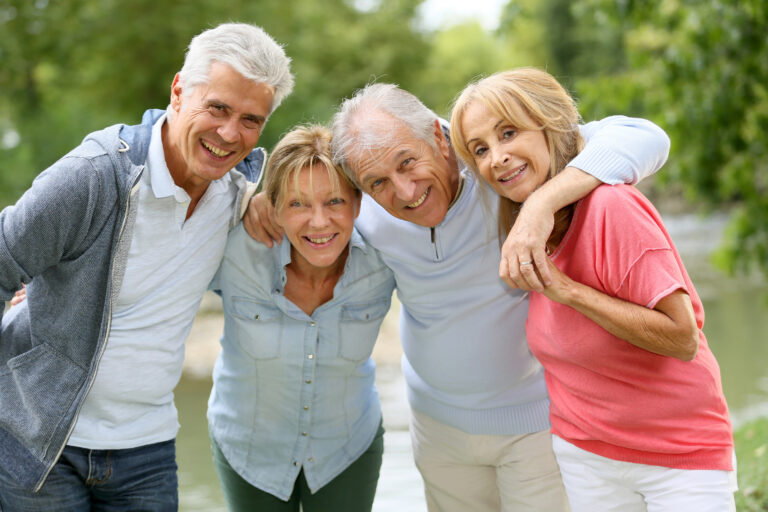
[287,245,349,286]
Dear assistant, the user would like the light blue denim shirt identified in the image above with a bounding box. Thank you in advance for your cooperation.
[208,224,395,500]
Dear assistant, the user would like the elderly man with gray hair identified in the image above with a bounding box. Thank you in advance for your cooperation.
[0,23,292,510]
[246,81,669,511]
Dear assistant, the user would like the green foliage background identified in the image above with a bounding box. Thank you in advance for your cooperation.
[1,0,766,278]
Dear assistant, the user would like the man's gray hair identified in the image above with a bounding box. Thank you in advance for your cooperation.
[331,83,439,186]
[178,23,294,114]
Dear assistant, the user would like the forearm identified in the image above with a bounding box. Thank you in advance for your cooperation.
[527,166,600,215]
[553,282,699,361]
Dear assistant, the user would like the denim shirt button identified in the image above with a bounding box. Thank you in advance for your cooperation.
[293,461,299,466]
[308,354,314,360]
[305,379,311,384]
[310,321,316,326]
[304,405,309,410]
[302,432,308,436]
[308,457,313,462]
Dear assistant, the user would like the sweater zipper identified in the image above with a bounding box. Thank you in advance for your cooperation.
[36,170,143,491]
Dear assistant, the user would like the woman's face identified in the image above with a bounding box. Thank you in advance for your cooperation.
[460,101,551,203]
[277,164,361,269]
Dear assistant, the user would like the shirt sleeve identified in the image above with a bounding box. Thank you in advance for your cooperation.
[584,186,687,309]
[572,115,670,185]
[0,157,103,302]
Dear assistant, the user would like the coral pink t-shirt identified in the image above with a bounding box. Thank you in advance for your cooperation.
[527,184,732,470]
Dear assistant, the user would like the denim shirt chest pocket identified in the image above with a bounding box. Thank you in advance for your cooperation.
[229,296,283,360]
[336,298,390,362]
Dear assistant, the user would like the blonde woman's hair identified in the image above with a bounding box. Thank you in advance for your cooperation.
[449,68,584,246]
[264,124,359,212]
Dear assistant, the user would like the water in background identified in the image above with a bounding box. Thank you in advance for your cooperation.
[175,212,768,511]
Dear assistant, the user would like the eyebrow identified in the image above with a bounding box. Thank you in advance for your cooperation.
[466,119,505,145]
[206,99,265,123]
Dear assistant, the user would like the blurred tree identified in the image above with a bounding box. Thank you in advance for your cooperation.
[573,0,768,278]
[412,21,522,117]
[0,0,429,206]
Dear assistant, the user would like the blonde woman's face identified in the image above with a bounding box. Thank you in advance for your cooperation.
[460,101,550,203]
[277,164,361,269]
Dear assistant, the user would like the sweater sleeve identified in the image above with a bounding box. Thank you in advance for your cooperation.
[572,115,670,185]
[0,156,105,303]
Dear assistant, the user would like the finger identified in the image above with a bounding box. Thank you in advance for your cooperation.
[264,205,284,243]
[532,248,552,287]
[508,256,536,292]
[518,257,543,292]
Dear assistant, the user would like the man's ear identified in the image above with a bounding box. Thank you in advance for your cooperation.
[170,73,183,113]
[433,119,450,161]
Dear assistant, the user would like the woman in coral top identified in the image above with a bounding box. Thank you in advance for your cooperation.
[449,68,735,511]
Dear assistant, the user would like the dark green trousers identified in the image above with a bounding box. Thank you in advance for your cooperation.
[211,424,384,512]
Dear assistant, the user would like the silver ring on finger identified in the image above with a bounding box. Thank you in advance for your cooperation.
[520,260,533,266]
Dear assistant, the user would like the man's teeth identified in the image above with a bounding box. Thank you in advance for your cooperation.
[202,140,230,157]
[500,164,526,182]
[407,189,429,208]
[307,235,334,244]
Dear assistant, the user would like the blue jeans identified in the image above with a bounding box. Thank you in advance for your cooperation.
[0,439,178,512]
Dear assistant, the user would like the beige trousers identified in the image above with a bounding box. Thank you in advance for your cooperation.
[410,409,570,512]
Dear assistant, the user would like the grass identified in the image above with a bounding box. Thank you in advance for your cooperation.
[735,417,768,511]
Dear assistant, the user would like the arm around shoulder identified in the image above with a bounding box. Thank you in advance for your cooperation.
[573,115,671,185]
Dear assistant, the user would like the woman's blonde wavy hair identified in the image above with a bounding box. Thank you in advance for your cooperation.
[450,68,584,247]
[264,124,360,212]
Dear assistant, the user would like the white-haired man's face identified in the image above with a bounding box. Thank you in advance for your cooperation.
[348,117,460,228]
[164,62,274,188]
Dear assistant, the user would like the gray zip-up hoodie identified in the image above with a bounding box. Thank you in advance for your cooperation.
[0,108,264,491]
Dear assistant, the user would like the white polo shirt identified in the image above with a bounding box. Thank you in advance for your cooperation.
[69,114,238,449]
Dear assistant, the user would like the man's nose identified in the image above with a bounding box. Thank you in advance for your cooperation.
[217,117,240,144]
[392,174,417,201]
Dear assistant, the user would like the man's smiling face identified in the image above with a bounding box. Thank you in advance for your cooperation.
[165,61,274,189]
[348,116,460,228]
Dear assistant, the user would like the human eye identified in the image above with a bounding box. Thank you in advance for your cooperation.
[368,177,385,192]
[208,103,227,116]
[287,199,302,208]
[399,157,414,168]
[242,116,263,130]
[502,127,517,139]
[472,145,487,158]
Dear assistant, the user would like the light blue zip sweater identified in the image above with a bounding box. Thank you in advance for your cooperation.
[0,109,264,491]
[355,116,670,435]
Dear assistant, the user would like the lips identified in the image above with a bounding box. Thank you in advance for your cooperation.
[406,187,429,209]
[498,163,527,183]
[201,139,234,159]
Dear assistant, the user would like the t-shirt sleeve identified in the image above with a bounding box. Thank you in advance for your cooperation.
[585,185,688,309]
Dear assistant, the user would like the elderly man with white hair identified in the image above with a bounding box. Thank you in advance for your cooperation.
[0,23,292,510]
[245,82,670,511]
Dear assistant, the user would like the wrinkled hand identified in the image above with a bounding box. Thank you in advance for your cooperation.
[10,284,26,307]
[243,192,283,247]
[538,258,575,305]
[499,200,554,292]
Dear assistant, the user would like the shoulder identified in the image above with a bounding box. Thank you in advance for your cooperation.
[580,184,653,220]
[224,223,276,262]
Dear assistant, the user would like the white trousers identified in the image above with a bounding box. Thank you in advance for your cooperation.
[410,409,570,512]
[552,435,737,512]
